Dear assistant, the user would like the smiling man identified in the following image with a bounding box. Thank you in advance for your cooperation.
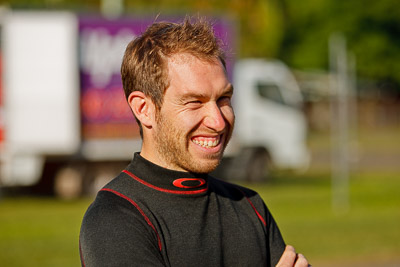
[79,18,309,267]
[139,53,234,173]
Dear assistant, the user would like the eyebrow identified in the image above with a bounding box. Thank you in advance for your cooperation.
[224,84,234,95]
[180,83,234,101]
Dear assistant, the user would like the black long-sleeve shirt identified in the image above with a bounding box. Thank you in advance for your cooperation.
[79,153,286,266]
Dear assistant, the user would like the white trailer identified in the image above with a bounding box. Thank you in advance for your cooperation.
[1,11,80,189]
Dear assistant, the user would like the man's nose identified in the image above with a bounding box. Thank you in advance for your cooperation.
[203,102,226,132]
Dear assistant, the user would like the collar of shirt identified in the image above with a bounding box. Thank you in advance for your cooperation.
[124,153,209,195]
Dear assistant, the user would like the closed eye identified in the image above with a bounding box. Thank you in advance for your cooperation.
[185,100,203,108]
[217,96,232,106]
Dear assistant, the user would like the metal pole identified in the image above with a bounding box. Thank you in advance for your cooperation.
[329,33,350,214]
[348,52,358,170]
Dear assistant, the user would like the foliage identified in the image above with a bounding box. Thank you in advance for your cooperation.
[123,0,286,59]
[280,0,400,90]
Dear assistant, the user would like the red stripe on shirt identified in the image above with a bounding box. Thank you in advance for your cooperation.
[238,188,267,227]
[79,239,86,267]
[101,188,162,251]
[122,169,208,195]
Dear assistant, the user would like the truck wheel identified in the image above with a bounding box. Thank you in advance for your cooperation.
[245,148,270,182]
[84,162,128,196]
[54,167,83,199]
[89,171,114,196]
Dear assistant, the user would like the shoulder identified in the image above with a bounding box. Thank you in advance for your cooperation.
[81,168,154,233]
[79,182,165,265]
[81,188,148,231]
[208,176,262,202]
[80,186,161,249]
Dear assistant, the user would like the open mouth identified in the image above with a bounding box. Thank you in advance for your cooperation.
[191,135,221,148]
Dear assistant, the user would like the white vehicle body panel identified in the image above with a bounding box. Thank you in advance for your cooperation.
[1,12,80,185]
[229,59,309,169]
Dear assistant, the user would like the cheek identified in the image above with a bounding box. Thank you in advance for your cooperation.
[177,111,204,132]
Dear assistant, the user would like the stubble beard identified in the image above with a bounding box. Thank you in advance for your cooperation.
[154,112,231,174]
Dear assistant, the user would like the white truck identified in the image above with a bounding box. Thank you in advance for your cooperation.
[0,11,309,197]
[213,59,309,181]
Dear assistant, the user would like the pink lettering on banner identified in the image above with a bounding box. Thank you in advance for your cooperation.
[0,53,3,143]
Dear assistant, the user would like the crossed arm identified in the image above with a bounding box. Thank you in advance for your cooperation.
[276,245,310,267]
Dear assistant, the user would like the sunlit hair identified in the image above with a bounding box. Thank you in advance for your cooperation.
[121,17,226,137]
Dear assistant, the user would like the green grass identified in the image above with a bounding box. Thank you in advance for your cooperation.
[1,170,399,266]
[0,197,92,267]
[242,170,400,266]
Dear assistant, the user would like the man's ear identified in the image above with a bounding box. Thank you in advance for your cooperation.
[128,91,155,128]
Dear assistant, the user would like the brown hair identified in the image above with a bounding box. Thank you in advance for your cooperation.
[121,17,226,135]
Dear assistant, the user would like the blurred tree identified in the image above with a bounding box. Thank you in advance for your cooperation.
[0,0,100,11]
[280,0,400,91]
[230,0,284,58]
[123,0,284,58]
[1,0,285,59]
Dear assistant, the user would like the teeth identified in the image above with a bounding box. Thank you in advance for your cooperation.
[192,137,220,148]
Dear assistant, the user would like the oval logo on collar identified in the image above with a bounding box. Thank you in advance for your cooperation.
[172,178,206,189]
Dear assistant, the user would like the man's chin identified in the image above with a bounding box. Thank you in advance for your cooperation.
[186,157,221,174]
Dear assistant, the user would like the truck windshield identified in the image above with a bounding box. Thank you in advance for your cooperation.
[256,82,301,109]
[257,82,285,105]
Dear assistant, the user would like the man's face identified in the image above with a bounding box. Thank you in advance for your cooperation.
[153,54,234,173]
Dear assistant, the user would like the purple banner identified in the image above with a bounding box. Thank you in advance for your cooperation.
[79,16,235,139]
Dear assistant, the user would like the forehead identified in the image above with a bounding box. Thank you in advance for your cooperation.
[167,53,225,76]
[165,53,229,96]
